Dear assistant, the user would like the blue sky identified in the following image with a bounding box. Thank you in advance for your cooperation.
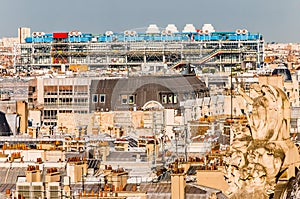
[0,0,299,42]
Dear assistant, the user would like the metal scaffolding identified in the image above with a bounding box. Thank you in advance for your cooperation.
[17,38,264,73]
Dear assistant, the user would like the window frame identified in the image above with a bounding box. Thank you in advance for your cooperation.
[92,94,98,103]
[128,95,135,104]
[99,94,106,103]
[121,95,128,104]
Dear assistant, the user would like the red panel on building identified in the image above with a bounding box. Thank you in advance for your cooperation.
[53,32,68,39]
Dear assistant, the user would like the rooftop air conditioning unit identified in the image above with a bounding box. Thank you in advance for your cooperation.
[124,30,130,36]
[105,31,113,36]
[236,29,242,34]
[242,29,248,34]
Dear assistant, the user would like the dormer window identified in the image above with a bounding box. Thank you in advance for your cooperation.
[161,93,178,104]
[100,94,105,103]
[92,94,98,103]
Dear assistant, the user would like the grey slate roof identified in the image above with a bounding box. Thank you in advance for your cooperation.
[106,151,147,162]
[124,182,222,198]
[3,167,26,184]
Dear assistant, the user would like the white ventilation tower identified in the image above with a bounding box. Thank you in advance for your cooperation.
[182,24,196,33]
[165,24,179,34]
[202,24,215,33]
[146,24,160,34]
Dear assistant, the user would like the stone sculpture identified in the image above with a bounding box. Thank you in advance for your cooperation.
[224,84,300,199]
